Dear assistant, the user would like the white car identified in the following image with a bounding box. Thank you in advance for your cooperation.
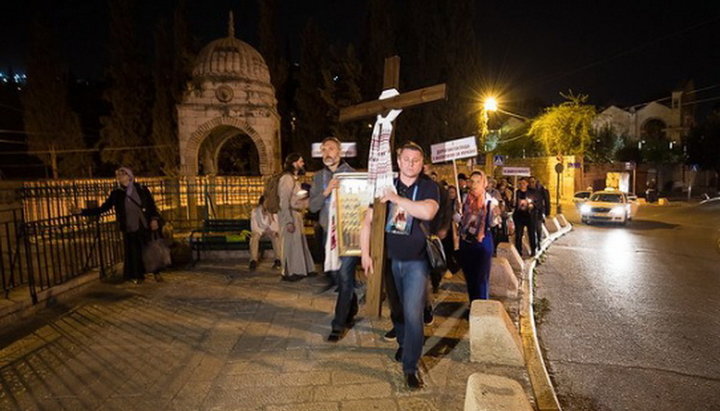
[573,191,592,204]
[580,191,633,225]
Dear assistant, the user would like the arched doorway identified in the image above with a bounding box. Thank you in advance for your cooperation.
[197,125,261,176]
[216,134,260,176]
[641,119,667,141]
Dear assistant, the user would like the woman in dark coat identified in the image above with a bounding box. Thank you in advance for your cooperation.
[76,167,161,284]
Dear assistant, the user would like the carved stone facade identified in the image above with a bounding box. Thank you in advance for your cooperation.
[177,17,280,176]
[593,91,691,143]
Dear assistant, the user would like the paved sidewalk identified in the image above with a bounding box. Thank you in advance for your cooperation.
[0,261,529,410]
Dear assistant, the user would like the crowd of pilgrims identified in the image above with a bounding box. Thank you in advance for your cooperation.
[77,139,551,390]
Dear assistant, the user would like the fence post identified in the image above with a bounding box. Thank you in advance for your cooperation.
[96,219,106,279]
[20,210,38,305]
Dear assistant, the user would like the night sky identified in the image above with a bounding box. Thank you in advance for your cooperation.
[1,0,720,109]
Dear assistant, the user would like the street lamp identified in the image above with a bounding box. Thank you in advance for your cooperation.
[480,96,498,148]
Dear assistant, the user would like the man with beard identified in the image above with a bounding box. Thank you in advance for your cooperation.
[309,137,360,341]
[278,153,315,281]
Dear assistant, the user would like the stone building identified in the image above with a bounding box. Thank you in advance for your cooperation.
[592,90,693,144]
[177,14,280,176]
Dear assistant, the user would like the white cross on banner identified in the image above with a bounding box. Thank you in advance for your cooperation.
[367,89,402,199]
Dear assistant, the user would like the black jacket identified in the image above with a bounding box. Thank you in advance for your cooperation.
[82,182,160,233]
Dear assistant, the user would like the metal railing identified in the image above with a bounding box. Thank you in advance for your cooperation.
[1,207,122,303]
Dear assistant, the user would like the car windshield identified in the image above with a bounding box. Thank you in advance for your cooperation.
[575,192,590,198]
[590,193,623,203]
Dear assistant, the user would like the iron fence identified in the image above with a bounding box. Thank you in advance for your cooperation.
[0,207,122,302]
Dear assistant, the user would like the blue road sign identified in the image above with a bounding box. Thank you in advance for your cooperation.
[493,155,505,166]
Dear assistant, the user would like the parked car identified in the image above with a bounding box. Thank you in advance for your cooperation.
[580,191,633,225]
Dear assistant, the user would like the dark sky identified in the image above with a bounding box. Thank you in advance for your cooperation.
[2,0,719,110]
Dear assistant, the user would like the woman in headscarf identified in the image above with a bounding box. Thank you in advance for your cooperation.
[76,167,161,284]
[458,170,500,301]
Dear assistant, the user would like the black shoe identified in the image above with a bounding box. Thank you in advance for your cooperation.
[394,347,403,362]
[405,372,424,389]
[424,307,435,326]
[249,260,257,271]
[327,329,346,342]
[272,259,281,269]
[281,274,302,282]
[383,328,397,342]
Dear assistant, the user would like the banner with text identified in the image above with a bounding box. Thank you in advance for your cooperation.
[502,166,532,177]
[311,142,357,158]
[431,136,478,163]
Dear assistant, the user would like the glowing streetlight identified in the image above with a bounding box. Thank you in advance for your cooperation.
[483,97,498,112]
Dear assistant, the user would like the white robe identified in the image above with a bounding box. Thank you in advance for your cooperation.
[278,174,315,276]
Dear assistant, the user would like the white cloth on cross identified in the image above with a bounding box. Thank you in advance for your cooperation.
[367,89,403,200]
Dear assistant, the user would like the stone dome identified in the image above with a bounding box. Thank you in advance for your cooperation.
[192,25,271,83]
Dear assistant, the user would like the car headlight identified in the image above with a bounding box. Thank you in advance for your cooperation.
[580,204,591,214]
[610,206,625,216]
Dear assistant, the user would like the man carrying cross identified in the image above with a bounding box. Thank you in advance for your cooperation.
[360,141,439,389]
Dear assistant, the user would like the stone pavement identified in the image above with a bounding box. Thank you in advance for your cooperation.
[0,261,531,410]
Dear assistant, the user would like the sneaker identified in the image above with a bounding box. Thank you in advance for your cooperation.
[383,328,397,342]
[249,260,257,271]
[327,329,346,343]
[272,259,281,269]
[405,372,424,389]
[424,307,434,326]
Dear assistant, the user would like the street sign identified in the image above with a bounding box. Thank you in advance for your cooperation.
[431,136,478,163]
[567,162,581,169]
[624,162,635,171]
[502,166,531,177]
[311,142,357,158]
[555,163,564,173]
[493,154,505,166]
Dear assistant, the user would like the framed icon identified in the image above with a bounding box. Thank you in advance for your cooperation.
[334,172,371,256]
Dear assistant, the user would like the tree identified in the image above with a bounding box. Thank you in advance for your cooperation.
[21,17,89,178]
[319,44,364,165]
[686,107,720,185]
[150,3,193,177]
[529,92,596,155]
[293,20,331,158]
[586,125,625,163]
[100,0,154,173]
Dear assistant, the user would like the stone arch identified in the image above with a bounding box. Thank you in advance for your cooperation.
[184,116,273,175]
[640,118,667,141]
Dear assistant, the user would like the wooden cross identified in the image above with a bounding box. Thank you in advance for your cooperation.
[339,55,447,317]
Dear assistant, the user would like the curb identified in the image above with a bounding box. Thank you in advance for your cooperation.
[519,218,572,411]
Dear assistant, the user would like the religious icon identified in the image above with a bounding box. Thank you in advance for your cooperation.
[334,173,372,256]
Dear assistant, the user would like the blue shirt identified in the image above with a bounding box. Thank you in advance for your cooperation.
[386,177,440,261]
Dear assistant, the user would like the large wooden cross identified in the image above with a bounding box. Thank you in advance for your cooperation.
[339,56,446,317]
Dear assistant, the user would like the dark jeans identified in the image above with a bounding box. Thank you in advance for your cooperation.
[513,213,536,256]
[330,256,359,331]
[459,235,494,301]
[123,231,145,280]
[390,259,429,374]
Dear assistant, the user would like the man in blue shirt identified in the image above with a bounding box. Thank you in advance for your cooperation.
[360,142,440,389]
[309,137,359,342]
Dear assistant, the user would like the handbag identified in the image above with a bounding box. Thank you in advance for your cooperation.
[142,231,172,273]
[419,222,447,272]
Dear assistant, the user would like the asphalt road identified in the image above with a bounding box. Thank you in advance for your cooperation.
[536,200,720,411]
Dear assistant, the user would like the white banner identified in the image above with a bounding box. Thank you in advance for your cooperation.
[311,142,357,158]
[431,136,478,163]
[502,166,531,177]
